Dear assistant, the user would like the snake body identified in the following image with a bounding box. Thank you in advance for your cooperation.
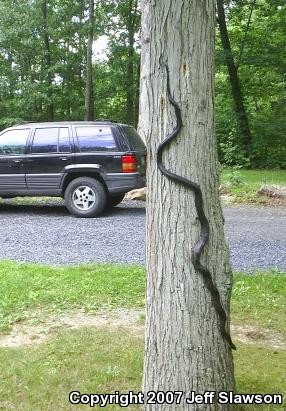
[157,65,236,350]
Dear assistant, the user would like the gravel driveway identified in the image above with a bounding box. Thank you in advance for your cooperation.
[0,199,285,272]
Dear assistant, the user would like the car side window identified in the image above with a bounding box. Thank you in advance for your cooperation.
[122,126,146,151]
[75,126,117,152]
[0,129,29,155]
[31,127,71,153]
[58,128,71,152]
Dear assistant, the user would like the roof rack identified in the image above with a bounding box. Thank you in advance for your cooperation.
[13,119,120,126]
[14,121,29,126]
[94,118,118,123]
[14,121,38,126]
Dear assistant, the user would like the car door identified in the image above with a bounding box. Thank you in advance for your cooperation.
[25,126,74,192]
[0,128,30,193]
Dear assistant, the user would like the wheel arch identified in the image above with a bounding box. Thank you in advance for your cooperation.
[62,172,108,195]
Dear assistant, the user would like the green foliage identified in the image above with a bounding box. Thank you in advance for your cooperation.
[0,0,140,128]
[219,134,251,168]
[216,0,286,168]
[0,117,23,130]
[224,168,244,186]
[0,0,285,167]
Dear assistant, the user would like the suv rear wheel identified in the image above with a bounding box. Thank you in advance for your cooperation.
[64,177,107,218]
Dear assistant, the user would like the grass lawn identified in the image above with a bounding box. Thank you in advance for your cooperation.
[232,271,286,334]
[221,169,286,186]
[0,262,145,332]
[0,328,285,411]
[0,262,285,335]
[220,168,286,203]
[0,262,285,410]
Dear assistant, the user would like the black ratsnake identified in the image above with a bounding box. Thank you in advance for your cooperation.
[156,65,236,350]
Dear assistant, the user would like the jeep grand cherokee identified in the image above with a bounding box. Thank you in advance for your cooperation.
[0,121,146,217]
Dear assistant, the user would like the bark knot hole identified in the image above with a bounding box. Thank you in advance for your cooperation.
[182,62,187,75]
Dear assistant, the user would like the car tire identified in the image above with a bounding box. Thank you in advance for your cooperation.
[107,194,125,208]
[64,177,107,218]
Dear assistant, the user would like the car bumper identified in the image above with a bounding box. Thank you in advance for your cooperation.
[105,173,146,194]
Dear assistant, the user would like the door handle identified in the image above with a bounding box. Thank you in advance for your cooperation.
[59,156,69,161]
[12,159,22,163]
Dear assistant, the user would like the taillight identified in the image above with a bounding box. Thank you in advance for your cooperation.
[122,154,137,173]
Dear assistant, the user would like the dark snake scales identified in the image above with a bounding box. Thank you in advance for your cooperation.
[156,65,236,350]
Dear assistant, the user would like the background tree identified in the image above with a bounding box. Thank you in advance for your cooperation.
[140,0,235,408]
[41,0,54,121]
[216,0,252,159]
[215,0,286,168]
[137,0,150,143]
[98,0,141,125]
[0,0,284,167]
[85,0,95,120]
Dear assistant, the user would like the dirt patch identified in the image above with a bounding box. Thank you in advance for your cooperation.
[231,324,286,350]
[0,308,144,348]
[220,194,233,204]
[0,310,284,350]
[224,194,286,207]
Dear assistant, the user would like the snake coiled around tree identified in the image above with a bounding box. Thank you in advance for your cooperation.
[156,64,236,350]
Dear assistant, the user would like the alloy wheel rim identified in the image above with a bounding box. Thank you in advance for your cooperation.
[72,185,96,211]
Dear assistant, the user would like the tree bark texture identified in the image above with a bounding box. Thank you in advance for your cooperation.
[41,0,54,121]
[85,0,95,121]
[126,0,138,126]
[141,1,235,409]
[78,0,85,103]
[137,0,151,142]
[216,0,252,157]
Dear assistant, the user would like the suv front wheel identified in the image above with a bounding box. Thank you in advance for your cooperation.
[64,177,107,218]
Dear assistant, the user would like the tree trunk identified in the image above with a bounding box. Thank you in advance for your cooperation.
[126,3,134,126]
[41,0,54,121]
[137,0,151,143]
[141,1,235,409]
[126,39,135,126]
[134,56,140,127]
[78,0,85,105]
[8,53,14,98]
[125,0,139,127]
[85,0,94,121]
[216,0,252,157]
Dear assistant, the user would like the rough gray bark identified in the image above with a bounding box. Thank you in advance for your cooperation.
[85,0,95,121]
[137,0,151,143]
[141,1,235,409]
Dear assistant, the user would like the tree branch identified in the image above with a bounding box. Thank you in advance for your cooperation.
[237,0,256,69]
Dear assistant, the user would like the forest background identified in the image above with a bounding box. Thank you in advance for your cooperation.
[0,0,285,169]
